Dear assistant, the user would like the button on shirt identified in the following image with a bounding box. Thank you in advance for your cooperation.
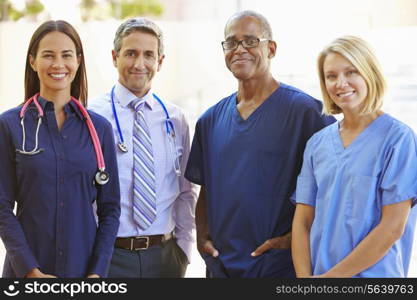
[89,82,197,261]
[0,97,121,278]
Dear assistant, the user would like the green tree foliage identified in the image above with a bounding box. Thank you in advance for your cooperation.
[113,0,163,19]
[0,0,44,21]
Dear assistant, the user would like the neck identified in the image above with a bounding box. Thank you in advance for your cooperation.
[119,80,150,99]
[40,89,71,113]
[237,73,278,104]
[341,110,383,130]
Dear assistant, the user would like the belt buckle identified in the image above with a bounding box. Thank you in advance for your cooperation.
[131,236,150,250]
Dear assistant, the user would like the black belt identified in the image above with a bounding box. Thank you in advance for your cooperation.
[114,233,172,250]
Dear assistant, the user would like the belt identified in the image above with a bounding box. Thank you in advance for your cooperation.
[115,233,172,250]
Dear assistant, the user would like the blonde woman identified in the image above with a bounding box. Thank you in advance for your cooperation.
[292,36,417,277]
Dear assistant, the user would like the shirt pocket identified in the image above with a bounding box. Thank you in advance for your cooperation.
[347,174,379,222]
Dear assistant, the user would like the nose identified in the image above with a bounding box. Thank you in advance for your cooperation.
[234,41,248,54]
[52,57,64,68]
[336,75,348,88]
[133,54,145,69]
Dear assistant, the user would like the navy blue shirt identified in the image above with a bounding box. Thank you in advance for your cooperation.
[185,83,335,277]
[0,97,120,278]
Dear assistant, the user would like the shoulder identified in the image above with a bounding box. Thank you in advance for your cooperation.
[198,93,235,124]
[306,122,335,148]
[87,93,112,115]
[0,106,22,125]
[87,109,113,132]
[384,114,417,144]
[278,83,323,111]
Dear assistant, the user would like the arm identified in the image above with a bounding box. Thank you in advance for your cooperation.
[196,187,218,257]
[173,114,198,262]
[291,204,315,277]
[87,121,121,277]
[0,117,42,277]
[317,199,412,278]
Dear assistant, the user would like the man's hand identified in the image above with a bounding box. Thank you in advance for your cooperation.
[251,231,292,257]
[25,268,57,278]
[87,274,100,278]
[197,237,219,258]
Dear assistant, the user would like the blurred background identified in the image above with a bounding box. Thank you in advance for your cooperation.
[0,0,416,277]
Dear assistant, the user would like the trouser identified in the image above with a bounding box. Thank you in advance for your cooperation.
[108,238,188,278]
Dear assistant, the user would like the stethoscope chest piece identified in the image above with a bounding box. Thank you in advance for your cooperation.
[118,142,128,153]
[95,169,110,185]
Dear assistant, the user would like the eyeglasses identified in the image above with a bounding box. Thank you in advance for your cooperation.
[221,37,269,51]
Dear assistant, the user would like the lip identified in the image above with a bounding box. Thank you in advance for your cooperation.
[130,72,148,75]
[336,91,355,98]
[231,57,252,64]
[49,73,68,79]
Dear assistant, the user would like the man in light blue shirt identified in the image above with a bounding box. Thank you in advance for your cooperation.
[89,17,197,277]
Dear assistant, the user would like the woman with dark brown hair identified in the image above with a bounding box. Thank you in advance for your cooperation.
[0,20,120,278]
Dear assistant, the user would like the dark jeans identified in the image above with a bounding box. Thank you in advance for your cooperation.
[108,238,188,278]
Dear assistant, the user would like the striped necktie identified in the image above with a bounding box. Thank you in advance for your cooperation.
[131,99,156,230]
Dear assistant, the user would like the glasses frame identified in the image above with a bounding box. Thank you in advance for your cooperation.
[221,37,269,51]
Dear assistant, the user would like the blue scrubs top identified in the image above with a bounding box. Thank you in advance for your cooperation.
[185,83,335,277]
[0,97,120,278]
[295,113,417,277]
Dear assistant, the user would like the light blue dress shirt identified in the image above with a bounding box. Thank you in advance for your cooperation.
[89,82,197,261]
[295,113,417,277]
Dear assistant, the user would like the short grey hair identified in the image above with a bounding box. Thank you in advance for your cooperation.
[224,10,273,40]
[113,17,164,56]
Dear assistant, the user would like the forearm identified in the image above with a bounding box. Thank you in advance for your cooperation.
[324,224,400,277]
[173,185,197,261]
[195,187,209,241]
[291,223,313,277]
[324,200,411,278]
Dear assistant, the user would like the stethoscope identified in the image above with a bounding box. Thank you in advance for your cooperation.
[110,86,181,176]
[17,93,110,185]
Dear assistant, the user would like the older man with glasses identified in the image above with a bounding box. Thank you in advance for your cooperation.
[185,10,335,278]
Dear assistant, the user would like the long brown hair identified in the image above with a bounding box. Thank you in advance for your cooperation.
[24,20,88,106]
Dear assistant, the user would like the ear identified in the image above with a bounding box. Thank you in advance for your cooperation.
[29,54,37,72]
[157,54,165,72]
[267,40,277,59]
[112,50,118,67]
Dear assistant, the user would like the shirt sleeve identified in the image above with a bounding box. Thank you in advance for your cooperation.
[379,128,417,207]
[87,120,121,277]
[184,119,205,185]
[173,112,198,263]
[293,137,317,207]
[0,116,39,277]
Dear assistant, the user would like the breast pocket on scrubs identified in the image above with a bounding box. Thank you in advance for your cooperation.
[347,174,379,222]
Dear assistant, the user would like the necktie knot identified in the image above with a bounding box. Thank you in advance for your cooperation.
[131,98,145,112]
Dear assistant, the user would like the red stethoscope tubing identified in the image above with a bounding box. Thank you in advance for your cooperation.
[19,93,108,184]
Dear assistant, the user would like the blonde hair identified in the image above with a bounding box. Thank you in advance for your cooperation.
[317,35,387,115]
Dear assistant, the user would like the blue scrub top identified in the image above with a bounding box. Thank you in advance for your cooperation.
[0,97,120,278]
[186,83,335,277]
[295,113,417,277]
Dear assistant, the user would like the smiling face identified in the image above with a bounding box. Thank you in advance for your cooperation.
[113,30,164,98]
[323,52,368,114]
[29,31,80,99]
[223,16,274,81]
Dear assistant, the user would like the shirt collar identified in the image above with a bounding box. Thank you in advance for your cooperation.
[36,95,84,120]
[114,81,154,111]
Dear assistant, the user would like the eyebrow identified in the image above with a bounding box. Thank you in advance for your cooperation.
[40,49,74,54]
[225,34,257,40]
